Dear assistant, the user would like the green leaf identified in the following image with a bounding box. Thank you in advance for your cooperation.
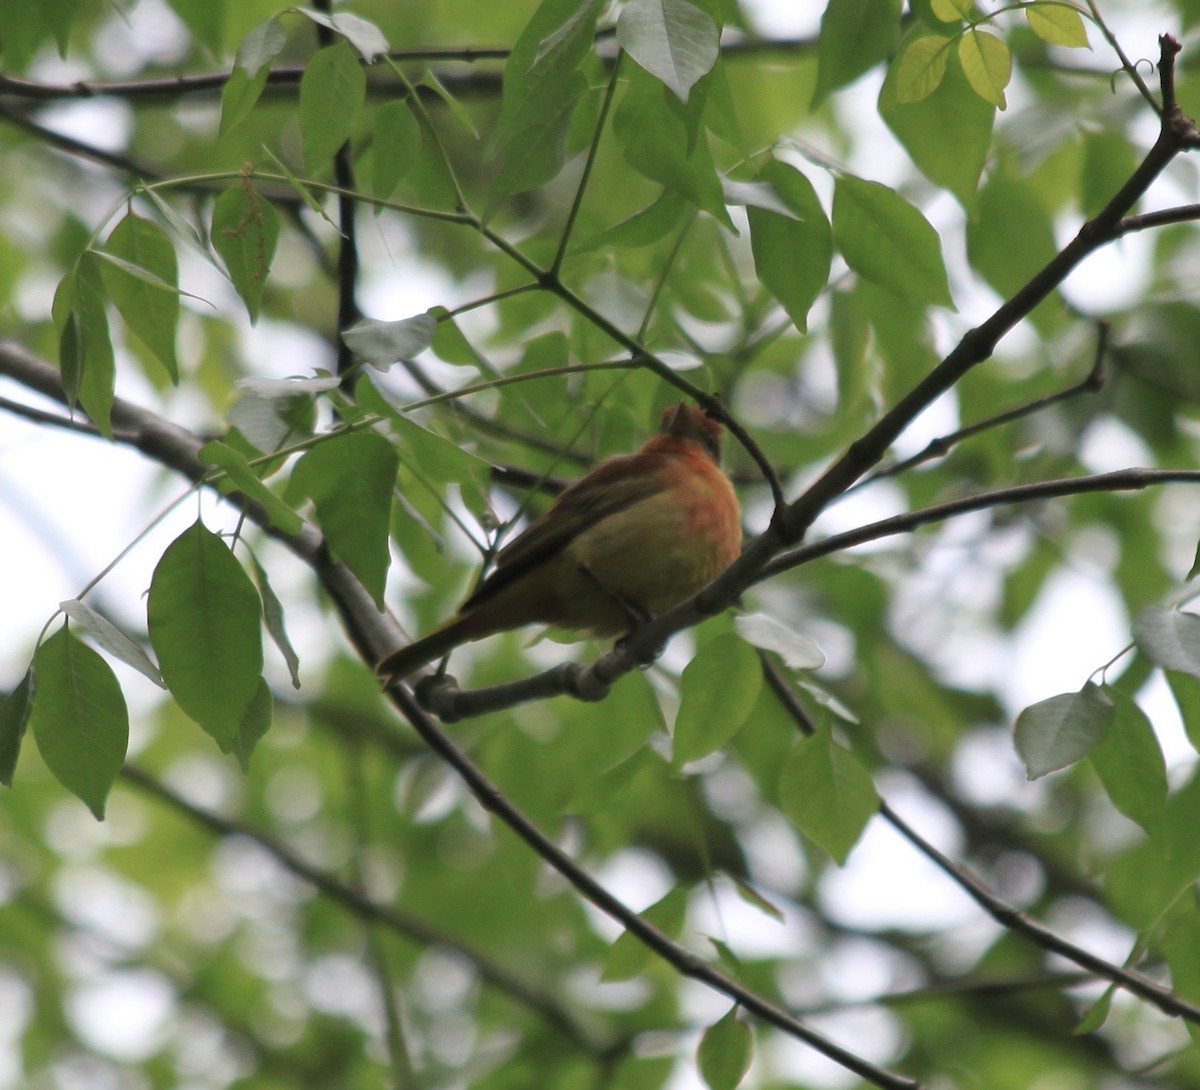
[1075,984,1115,1035]
[601,886,687,981]
[697,1007,753,1090]
[363,385,490,514]
[296,9,389,62]
[300,40,366,170]
[746,159,832,333]
[879,39,993,211]
[251,555,302,690]
[616,0,720,102]
[1166,669,1200,754]
[613,65,731,226]
[101,213,180,382]
[292,432,399,608]
[778,729,879,863]
[489,0,605,196]
[211,182,280,323]
[1026,3,1089,48]
[30,627,128,820]
[958,28,1010,109]
[832,175,952,306]
[58,600,164,688]
[1133,604,1200,679]
[198,440,304,534]
[371,101,420,199]
[1088,689,1167,840]
[232,678,274,771]
[965,172,1058,325]
[673,634,762,767]
[342,312,437,368]
[812,0,902,106]
[147,521,264,748]
[1014,682,1113,780]
[235,16,287,78]
[0,669,35,787]
[931,0,971,17]
[574,190,688,252]
[893,34,952,103]
[165,0,223,53]
[57,252,116,437]
[733,611,825,670]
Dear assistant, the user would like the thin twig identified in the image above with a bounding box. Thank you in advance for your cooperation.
[857,322,1109,487]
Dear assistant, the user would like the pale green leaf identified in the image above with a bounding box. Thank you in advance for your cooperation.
[1027,3,1089,48]
[59,600,164,688]
[300,40,366,169]
[1133,605,1200,679]
[778,730,879,863]
[1014,682,1113,780]
[616,0,720,102]
[698,1007,753,1090]
[673,634,762,767]
[893,34,952,103]
[343,312,437,367]
[958,28,1010,109]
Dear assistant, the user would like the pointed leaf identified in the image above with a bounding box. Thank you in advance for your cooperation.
[0,669,35,787]
[343,312,436,367]
[617,0,720,102]
[211,182,280,323]
[601,887,688,981]
[372,101,420,198]
[296,9,389,62]
[746,159,832,333]
[673,634,762,768]
[1088,690,1167,840]
[1014,682,1113,780]
[832,175,952,306]
[147,521,264,747]
[30,627,129,820]
[293,432,399,608]
[1027,4,1089,48]
[697,1007,753,1090]
[300,40,366,170]
[734,611,825,670]
[199,439,304,534]
[813,0,902,106]
[232,678,274,771]
[59,600,164,688]
[958,29,1010,109]
[1133,604,1200,679]
[779,729,879,863]
[893,34,952,103]
[101,213,180,381]
[251,555,301,689]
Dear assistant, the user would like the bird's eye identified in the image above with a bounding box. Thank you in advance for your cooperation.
[702,432,720,459]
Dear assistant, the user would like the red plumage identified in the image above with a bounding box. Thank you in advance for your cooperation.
[376,402,742,681]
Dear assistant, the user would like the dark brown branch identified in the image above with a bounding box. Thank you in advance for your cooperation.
[880,800,1200,1023]
[858,322,1109,486]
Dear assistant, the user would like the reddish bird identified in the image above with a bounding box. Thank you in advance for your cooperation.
[376,402,742,681]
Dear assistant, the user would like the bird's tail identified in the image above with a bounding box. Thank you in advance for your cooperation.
[375,611,490,684]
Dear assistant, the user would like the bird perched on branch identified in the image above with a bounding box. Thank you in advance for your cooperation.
[376,402,742,682]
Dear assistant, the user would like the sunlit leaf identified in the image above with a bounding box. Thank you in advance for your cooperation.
[1027,3,1089,48]
[893,34,952,103]
[958,28,1010,109]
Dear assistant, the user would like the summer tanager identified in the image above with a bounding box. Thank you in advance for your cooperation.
[376,402,742,681]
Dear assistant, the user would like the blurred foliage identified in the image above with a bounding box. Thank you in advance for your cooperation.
[1,1,1200,1089]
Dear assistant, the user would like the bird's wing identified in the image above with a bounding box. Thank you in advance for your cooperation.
[462,452,668,609]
